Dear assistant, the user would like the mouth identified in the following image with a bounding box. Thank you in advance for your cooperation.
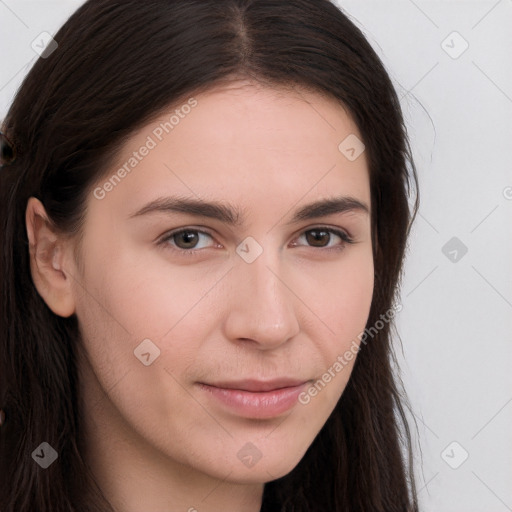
[196,378,311,419]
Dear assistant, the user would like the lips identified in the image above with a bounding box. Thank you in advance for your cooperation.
[202,378,308,392]
[197,378,310,419]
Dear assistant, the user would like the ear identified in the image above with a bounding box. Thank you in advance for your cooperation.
[25,197,76,318]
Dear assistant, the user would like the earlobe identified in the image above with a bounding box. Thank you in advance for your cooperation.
[25,197,76,318]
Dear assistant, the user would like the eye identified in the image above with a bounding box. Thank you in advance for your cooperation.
[159,228,217,252]
[292,226,354,251]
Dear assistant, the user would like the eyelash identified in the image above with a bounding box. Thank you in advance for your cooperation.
[158,226,355,257]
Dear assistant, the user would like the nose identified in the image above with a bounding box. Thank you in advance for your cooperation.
[222,249,300,350]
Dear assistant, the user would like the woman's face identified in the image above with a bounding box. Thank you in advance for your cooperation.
[68,81,374,483]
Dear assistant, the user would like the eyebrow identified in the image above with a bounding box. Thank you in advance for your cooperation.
[128,194,369,226]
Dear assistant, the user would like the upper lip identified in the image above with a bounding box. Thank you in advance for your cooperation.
[201,378,309,392]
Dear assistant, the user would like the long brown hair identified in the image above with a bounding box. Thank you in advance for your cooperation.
[0,1,419,510]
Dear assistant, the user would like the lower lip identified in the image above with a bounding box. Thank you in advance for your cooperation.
[197,382,307,419]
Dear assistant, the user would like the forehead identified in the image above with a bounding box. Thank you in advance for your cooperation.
[89,81,370,220]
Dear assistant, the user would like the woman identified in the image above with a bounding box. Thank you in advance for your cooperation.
[0,0,419,510]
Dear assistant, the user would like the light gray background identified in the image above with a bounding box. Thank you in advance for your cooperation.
[1,1,511,511]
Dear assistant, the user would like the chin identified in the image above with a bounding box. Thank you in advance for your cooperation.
[222,445,308,484]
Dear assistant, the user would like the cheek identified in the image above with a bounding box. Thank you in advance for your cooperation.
[297,247,374,345]
[76,236,220,341]
[297,247,374,392]
[71,247,223,413]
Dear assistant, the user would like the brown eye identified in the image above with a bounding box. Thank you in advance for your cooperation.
[173,230,200,249]
[160,229,216,252]
[305,229,331,247]
[295,227,353,250]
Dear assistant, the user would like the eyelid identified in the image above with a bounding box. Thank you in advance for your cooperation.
[292,224,354,242]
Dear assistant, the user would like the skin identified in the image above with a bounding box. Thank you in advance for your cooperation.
[26,80,374,512]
